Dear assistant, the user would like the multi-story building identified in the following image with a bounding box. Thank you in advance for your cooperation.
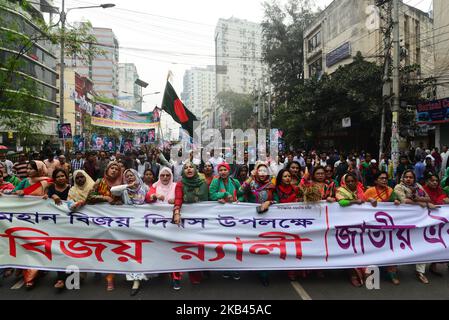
[0,0,59,148]
[59,67,94,138]
[118,63,141,112]
[433,0,449,148]
[66,26,119,100]
[303,0,434,149]
[181,65,216,131]
[303,0,434,80]
[214,17,267,130]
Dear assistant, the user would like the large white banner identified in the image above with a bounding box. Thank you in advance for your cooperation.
[1,196,449,274]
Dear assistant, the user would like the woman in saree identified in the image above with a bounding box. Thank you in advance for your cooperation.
[12,161,52,197]
[0,162,20,187]
[275,169,302,280]
[87,161,123,291]
[423,172,449,277]
[171,162,209,290]
[0,170,14,194]
[111,169,149,296]
[300,166,336,203]
[239,162,277,286]
[336,173,374,287]
[12,160,53,289]
[394,169,435,284]
[364,171,401,285]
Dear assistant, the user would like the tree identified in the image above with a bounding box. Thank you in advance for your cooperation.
[273,53,384,150]
[0,0,105,148]
[273,52,436,151]
[261,0,317,104]
[216,91,255,130]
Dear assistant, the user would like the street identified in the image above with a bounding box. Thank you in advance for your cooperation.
[1,265,449,300]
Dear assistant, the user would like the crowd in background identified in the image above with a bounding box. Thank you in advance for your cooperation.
[1,143,449,295]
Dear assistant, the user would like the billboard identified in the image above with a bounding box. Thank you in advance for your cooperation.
[416,98,449,124]
[58,123,72,139]
[91,103,160,130]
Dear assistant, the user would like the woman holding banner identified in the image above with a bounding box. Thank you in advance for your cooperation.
[336,173,371,287]
[423,172,449,276]
[0,162,20,187]
[146,167,176,204]
[12,160,53,289]
[394,169,435,284]
[111,169,150,296]
[239,162,277,286]
[87,161,123,291]
[44,169,72,290]
[275,169,302,204]
[209,163,242,203]
[68,170,95,212]
[300,166,336,203]
[171,162,209,290]
[364,171,401,285]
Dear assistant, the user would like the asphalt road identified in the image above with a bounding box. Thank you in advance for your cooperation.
[1,264,449,300]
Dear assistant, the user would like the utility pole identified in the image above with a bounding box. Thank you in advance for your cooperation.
[59,0,66,149]
[378,0,393,162]
[391,0,401,174]
[268,83,272,132]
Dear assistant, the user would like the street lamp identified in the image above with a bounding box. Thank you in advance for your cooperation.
[59,1,115,131]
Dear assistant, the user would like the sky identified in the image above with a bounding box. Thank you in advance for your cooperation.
[51,0,433,112]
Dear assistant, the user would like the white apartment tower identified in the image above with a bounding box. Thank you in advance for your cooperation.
[214,17,267,129]
[215,17,266,94]
[118,63,141,112]
[65,26,119,100]
[181,66,216,130]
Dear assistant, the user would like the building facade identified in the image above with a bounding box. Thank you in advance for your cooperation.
[65,26,119,100]
[181,65,216,131]
[304,0,434,80]
[0,1,59,148]
[118,63,141,112]
[214,17,267,130]
[433,0,449,148]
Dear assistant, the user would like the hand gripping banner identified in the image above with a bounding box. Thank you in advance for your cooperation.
[1,196,449,274]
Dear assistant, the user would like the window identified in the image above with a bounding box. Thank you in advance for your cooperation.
[309,58,322,78]
[308,31,321,53]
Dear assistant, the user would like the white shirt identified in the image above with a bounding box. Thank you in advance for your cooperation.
[0,159,13,176]
[293,156,306,168]
[441,151,449,174]
[270,162,284,177]
[173,162,184,182]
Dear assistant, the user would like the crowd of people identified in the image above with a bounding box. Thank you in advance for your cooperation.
[1,144,449,295]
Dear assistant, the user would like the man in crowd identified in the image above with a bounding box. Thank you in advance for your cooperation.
[71,151,85,173]
[97,151,110,178]
[44,149,61,178]
[0,152,14,177]
[13,153,29,179]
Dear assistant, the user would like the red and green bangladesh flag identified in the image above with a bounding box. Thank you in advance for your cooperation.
[162,81,198,137]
